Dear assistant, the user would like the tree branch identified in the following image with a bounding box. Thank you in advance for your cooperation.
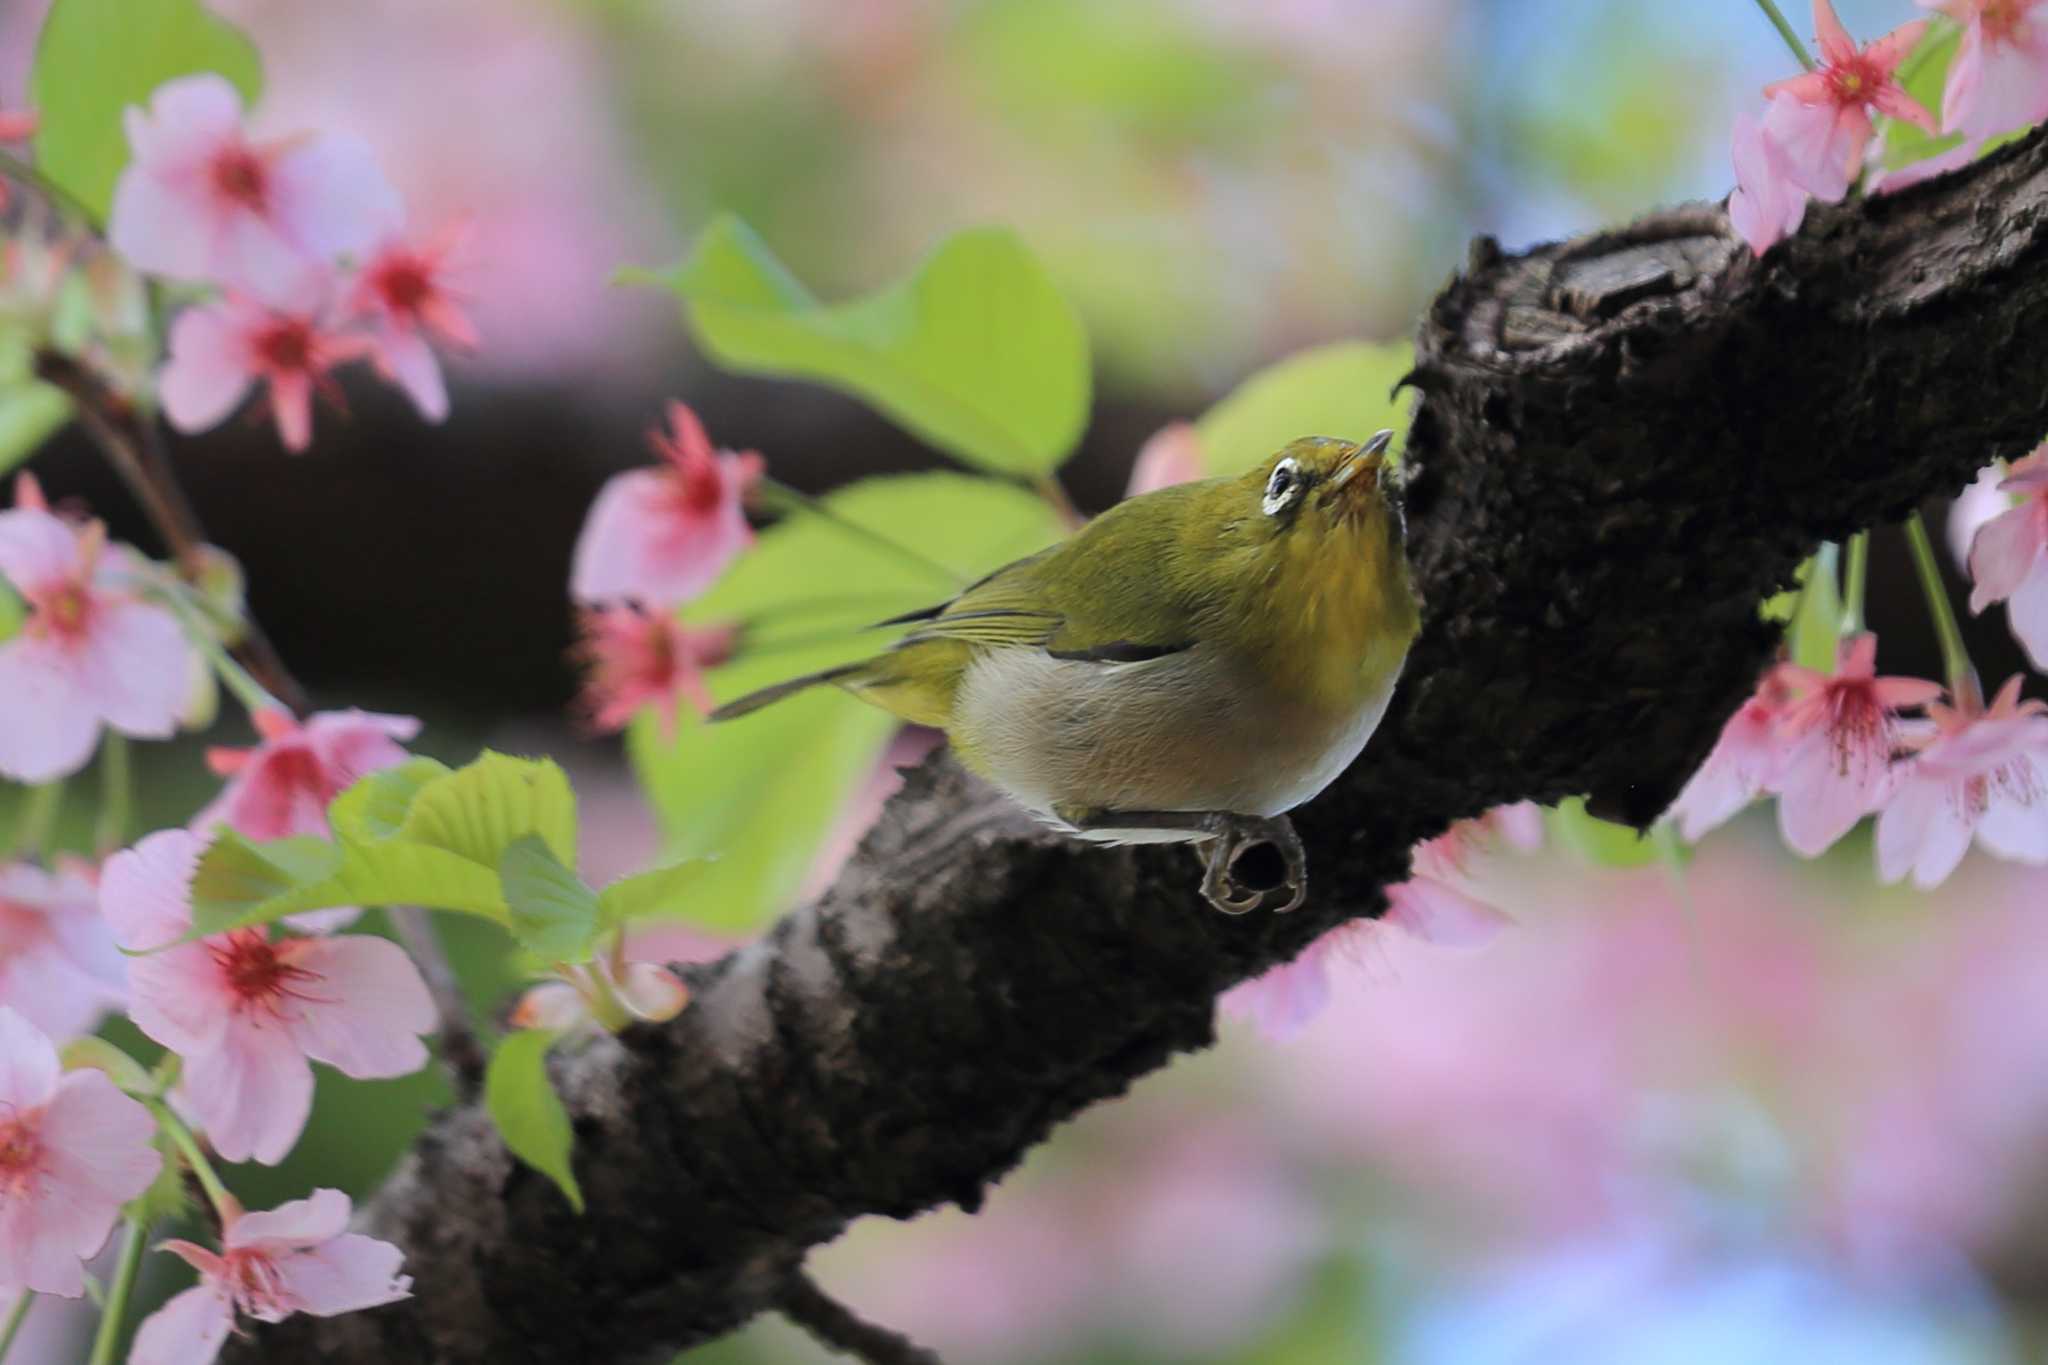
[236,129,2048,1362]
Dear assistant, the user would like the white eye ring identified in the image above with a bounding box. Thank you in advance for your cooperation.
[1262,458,1303,516]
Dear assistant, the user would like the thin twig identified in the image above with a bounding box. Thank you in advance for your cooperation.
[388,904,487,1097]
[777,1270,943,1365]
[31,349,310,715]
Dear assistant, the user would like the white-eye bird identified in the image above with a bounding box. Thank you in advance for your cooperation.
[711,431,1419,912]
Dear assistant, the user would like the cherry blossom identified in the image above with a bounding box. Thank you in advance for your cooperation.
[511,958,690,1032]
[0,859,125,1043]
[1761,0,1934,200]
[1919,0,2048,140]
[1949,462,2010,570]
[569,402,764,607]
[196,708,420,841]
[1966,444,2048,669]
[0,1007,160,1297]
[1875,675,2048,887]
[99,829,435,1165]
[1729,98,1810,255]
[574,604,736,736]
[349,226,477,422]
[108,74,398,302]
[1125,422,1206,496]
[1771,633,1942,857]
[0,477,192,783]
[158,283,370,453]
[129,1188,410,1365]
[1669,666,1801,841]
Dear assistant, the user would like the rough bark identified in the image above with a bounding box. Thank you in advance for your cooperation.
[239,128,2048,1362]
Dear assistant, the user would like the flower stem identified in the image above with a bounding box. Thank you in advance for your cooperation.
[0,150,100,224]
[149,1101,239,1226]
[1034,474,1084,531]
[93,733,131,857]
[751,478,963,589]
[1841,530,1869,635]
[7,780,62,858]
[1753,0,1816,70]
[85,1217,146,1365]
[1904,511,1981,709]
[0,1292,34,1365]
[158,584,286,717]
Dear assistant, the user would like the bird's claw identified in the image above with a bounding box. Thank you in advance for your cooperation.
[1195,813,1306,915]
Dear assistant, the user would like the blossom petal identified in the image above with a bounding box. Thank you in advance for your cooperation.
[160,304,254,435]
[99,827,202,951]
[268,133,403,261]
[128,1284,235,1365]
[373,327,448,422]
[1384,876,1513,948]
[2009,557,2048,671]
[228,1187,350,1251]
[126,943,233,1056]
[1219,940,1336,1042]
[41,1070,161,1214]
[0,640,100,783]
[0,1007,58,1110]
[77,599,189,737]
[276,1233,412,1317]
[281,936,435,1078]
[1812,0,1856,67]
[180,1019,316,1164]
[0,506,75,590]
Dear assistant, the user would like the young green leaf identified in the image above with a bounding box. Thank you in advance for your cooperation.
[0,576,24,644]
[326,757,452,843]
[30,0,264,221]
[0,384,71,480]
[500,835,602,963]
[1878,22,1965,176]
[183,828,509,941]
[1195,340,1415,477]
[1789,544,1845,673]
[398,751,577,869]
[628,216,1090,477]
[596,858,710,929]
[485,1029,584,1214]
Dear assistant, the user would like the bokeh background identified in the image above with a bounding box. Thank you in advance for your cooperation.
[5,1,2045,1361]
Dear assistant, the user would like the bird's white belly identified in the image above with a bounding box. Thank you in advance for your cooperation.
[953,643,1400,841]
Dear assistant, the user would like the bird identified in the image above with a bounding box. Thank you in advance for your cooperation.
[710,431,1419,913]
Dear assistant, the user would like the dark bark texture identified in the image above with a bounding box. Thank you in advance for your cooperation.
[240,129,2048,1362]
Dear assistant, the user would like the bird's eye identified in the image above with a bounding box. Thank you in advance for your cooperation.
[1262,458,1303,516]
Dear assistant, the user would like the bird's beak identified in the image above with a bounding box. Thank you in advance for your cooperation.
[1324,429,1395,504]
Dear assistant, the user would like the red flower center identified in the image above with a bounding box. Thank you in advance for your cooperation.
[254,318,316,374]
[29,579,93,642]
[210,147,269,211]
[265,744,337,803]
[675,453,724,516]
[211,931,322,1017]
[372,255,433,316]
[0,1114,45,1196]
[1825,53,1886,107]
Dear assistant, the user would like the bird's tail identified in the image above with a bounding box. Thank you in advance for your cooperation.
[706,663,868,722]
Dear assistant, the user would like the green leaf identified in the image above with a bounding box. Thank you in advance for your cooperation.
[0,576,23,644]
[399,752,577,870]
[1194,340,1415,477]
[500,835,601,963]
[30,0,264,221]
[1879,22,1965,176]
[1789,545,1844,673]
[1549,797,1675,869]
[597,858,710,929]
[184,828,508,940]
[485,1029,584,1214]
[59,1037,151,1093]
[633,472,1061,932]
[0,385,70,479]
[327,757,452,843]
[630,216,1090,476]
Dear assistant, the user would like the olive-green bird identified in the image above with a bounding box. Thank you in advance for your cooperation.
[711,432,1419,913]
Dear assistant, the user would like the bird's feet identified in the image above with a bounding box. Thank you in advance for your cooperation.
[1053,805,1307,915]
[1192,812,1305,915]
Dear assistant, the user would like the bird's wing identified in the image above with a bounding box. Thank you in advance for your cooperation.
[887,510,1204,663]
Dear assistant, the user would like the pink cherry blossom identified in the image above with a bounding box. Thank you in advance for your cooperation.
[1125,422,1206,496]
[130,1188,410,1365]
[0,1007,160,1297]
[109,74,399,303]
[349,226,478,422]
[1949,462,2010,570]
[1919,0,2048,139]
[0,478,192,783]
[1728,99,1810,255]
[1761,0,1935,200]
[158,283,371,453]
[195,708,420,841]
[1669,667,1802,841]
[1966,444,2048,669]
[1770,633,1942,857]
[1875,675,2048,887]
[100,829,435,1165]
[0,110,35,143]
[569,402,765,607]
[0,859,125,1043]
[574,604,736,736]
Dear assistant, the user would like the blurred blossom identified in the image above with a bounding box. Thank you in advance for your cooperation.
[159,284,371,453]
[1966,444,2048,670]
[1921,0,2048,141]
[1950,462,2010,571]
[572,605,737,736]
[0,857,124,1043]
[1124,421,1205,495]
[351,224,478,423]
